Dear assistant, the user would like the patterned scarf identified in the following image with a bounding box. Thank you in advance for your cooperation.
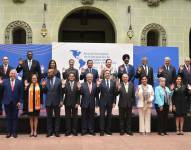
[28,83,41,112]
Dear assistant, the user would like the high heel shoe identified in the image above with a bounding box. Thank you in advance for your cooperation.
[180,131,184,135]
[29,133,34,137]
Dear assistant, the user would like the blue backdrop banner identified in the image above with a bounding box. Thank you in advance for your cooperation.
[133,46,179,87]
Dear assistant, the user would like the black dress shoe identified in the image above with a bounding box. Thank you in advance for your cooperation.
[89,131,96,136]
[81,131,87,136]
[65,132,71,136]
[6,133,11,138]
[100,132,104,136]
[13,133,18,138]
[164,133,169,135]
[127,132,133,136]
[73,131,78,136]
[120,132,125,136]
[55,133,60,137]
[106,131,112,135]
[159,133,164,136]
[46,133,52,137]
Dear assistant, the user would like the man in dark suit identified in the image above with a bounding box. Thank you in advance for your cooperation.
[97,70,117,136]
[157,57,176,88]
[63,73,81,136]
[117,73,135,136]
[178,57,191,112]
[118,54,135,83]
[80,60,99,83]
[135,57,154,86]
[80,73,99,136]
[0,56,14,115]
[0,69,22,138]
[16,51,41,115]
[62,59,79,81]
[42,69,63,137]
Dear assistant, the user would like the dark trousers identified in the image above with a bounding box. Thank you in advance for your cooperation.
[81,107,95,132]
[0,98,2,112]
[99,104,112,132]
[46,105,60,134]
[65,106,78,133]
[4,102,19,134]
[155,104,169,134]
[119,107,132,132]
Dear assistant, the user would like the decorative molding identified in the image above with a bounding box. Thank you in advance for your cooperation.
[141,23,167,46]
[13,0,26,3]
[81,0,94,5]
[5,20,32,44]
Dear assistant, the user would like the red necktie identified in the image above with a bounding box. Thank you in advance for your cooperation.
[11,80,14,91]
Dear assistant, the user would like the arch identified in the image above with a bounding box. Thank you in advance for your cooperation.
[5,20,32,44]
[58,6,116,43]
[141,23,167,46]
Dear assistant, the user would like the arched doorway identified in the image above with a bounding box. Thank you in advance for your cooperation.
[12,27,26,44]
[58,8,116,43]
[147,30,160,46]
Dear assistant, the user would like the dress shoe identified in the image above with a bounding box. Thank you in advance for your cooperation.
[6,133,11,138]
[164,133,169,135]
[120,132,125,136]
[0,111,3,115]
[100,132,104,136]
[73,131,78,136]
[55,133,60,137]
[89,131,96,136]
[127,131,133,136]
[13,133,17,138]
[81,131,87,136]
[159,133,164,136]
[65,132,71,136]
[46,133,52,137]
[106,131,112,135]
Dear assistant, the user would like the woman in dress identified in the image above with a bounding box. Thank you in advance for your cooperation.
[136,75,154,135]
[42,60,61,79]
[24,74,43,137]
[172,75,190,135]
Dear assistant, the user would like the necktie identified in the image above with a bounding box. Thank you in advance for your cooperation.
[126,64,129,73]
[11,80,14,91]
[106,79,109,89]
[50,79,54,88]
[88,83,92,93]
[187,65,190,73]
[28,60,32,70]
[89,68,92,73]
[144,65,148,75]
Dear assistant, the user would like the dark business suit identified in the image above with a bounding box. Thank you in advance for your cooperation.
[80,68,99,83]
[98,79,117,133]
[178,64,191,112]
[42,77,63,134]
[1,79,22,135]
[16,59,41,113]
[118,82,135,133]
[118,64,135,83]
[157,65,176,88]
[0,65,14,113]
[62,67,79,81]
[63,81,80,134]
[135,65,154,86]
[80,82,99,133]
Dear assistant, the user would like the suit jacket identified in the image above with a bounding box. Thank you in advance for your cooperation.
[63,81,80,107]
[80,82,99,108]
[136,84,154,108]
[80,68,99,83]
[16,59,41,82]
[43,77,63,106]
[62,67,79,81]
[157,65,176,87]
[118,64,135,83]
[98,79,117,107]
[1,79,22,105]
[178,65,191,85]
[135,65,154,86]
[154,85,172,107]
[0,65,14,79]
[118,82,135,108]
